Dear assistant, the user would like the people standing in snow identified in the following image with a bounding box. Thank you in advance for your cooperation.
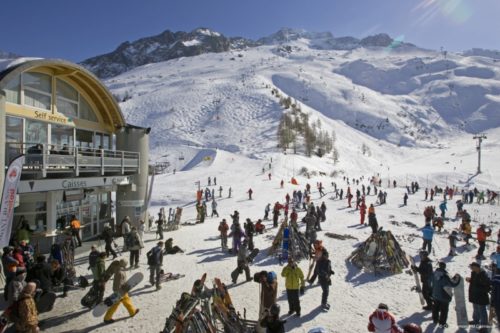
[439,201,447,219]
[264,203,271,220]
[147,241,164,290]
[411,251,433,310]
[312,250,334,310]
[431,262,460,328]
[231,240,252,283]
[448,231,460,256]
[367,303,401,333]
[211,199,219,217]
[218,219,229,250]
[244,219,255,251]
[360,201,367,225]
[126,227,144,269]
[281,257,305,316]
[228,218,245,254]
[255,270,278,333]
[368,205,378,234]
[491,272,500,328]
[248,188,253,200]
[476,224,492,260]
[403,193,408,206]
[466,262,490,330]
[421,223,434,254]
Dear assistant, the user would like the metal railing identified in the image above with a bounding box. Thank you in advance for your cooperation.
[6,142,140,177]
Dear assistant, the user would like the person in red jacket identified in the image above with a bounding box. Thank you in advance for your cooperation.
[360,201,367,225]
[218,219,229,250]
[476,224,492,260]
[368,303,402,333]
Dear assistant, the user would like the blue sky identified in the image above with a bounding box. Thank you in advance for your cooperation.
[1,0,499,62]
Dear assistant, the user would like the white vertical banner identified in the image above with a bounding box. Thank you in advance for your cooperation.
[0,155,25,247]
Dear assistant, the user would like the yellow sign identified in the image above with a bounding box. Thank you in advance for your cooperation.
[34,110,73,125]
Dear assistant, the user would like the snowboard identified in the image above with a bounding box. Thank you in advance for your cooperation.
[246,248,260,263]
[407,256,426,306]
[452,275,468,327]
[212,278,247,332]
[81,281,104,308]
[306,257,315,281]
[36,291,57,313]
[162,292,200,333]
[92,272,144,317]
[282,227,290,261]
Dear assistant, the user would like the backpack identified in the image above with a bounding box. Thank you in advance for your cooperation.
[147,247,161,266]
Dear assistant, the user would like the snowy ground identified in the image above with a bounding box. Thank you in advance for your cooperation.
[39,140,500,333]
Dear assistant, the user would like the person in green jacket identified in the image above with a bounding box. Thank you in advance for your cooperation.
[281,257,305,317]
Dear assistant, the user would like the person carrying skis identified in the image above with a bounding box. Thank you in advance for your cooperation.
[476,224,492,260]
[260,303,286,333]
[367,303,401,333]
[147,241,164,290]
[466,262,491,330]
[431,262,460,328]
[103,259,139,323]
[264,203,271,220]
[255,271,278,332]
[421,223,434,254]
[231,240,252,283]
[411,251,433,310]
[281,257,305,317]
[312,250,334,310]
[218,219,229,249]
[360,201,367,225]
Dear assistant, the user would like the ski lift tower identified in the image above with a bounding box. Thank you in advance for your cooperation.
[473,134,487,174]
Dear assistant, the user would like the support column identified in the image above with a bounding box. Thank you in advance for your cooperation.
[46,191,58,234]
[0,91,6,193]
[115,125,150,228]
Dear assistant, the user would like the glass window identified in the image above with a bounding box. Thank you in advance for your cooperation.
[5,75,20,104]
[51,125,74,150]
[56,79,78,101]
[76,129,93,149]
[5,116,23,164]
[57,98,78,117]
[23,72,52,111]
[24,90,51,110]
[94,133,102,149]
[79,96,98,122]
[23,72,52,93]
[25,119,47,145]
[102,135,110,149]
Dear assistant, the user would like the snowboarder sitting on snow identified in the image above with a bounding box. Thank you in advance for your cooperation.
[367,303,401,333]
[260,303,286,333]
[164,238,184,255]
[431,262,460,328]
[411,250,433,311]
[255,219,265,234]
[231,240,252,283]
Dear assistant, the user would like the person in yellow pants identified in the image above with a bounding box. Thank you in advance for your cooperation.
[104,259,139,324]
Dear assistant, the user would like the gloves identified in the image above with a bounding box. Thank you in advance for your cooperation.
[300,286,305,295]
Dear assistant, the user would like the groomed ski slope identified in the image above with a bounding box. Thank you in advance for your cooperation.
[43,134,500,332]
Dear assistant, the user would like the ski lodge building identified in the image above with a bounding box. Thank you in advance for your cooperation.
[0,58,150,252]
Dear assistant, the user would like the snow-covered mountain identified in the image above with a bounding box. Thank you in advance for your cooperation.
[103,34,500,164]
[80,28,415,79]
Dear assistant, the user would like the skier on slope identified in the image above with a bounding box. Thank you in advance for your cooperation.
[359,201,367,225]
[411,250,433,311]
[264,203,271,220]
[311,250,334,310]
[367,303,402,333]
[438,201,447,219]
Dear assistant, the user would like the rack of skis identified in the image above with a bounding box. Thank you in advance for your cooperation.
[161,277,257,333]
[268,220,311,262]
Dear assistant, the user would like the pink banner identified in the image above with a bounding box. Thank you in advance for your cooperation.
[0,155,24,247]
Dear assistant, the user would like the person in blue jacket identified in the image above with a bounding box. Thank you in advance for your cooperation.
[431,262,460,328]
[491,272,500,329]
[422,223,435,253]
[439,201,447,219]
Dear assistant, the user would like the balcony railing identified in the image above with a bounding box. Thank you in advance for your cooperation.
[6,143,140,177]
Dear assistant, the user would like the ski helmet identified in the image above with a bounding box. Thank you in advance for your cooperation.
[267,271,277,283]
[270,303,280,316]
[402,323,422,333]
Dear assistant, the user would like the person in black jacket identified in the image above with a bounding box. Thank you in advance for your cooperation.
[466,262,490,330]
[431,262,460,328]
[311,250,334,310]
[28,255,53,293]
[244,219,255,251]
[259,303,285,333]
[101,224,117,259]
[50,259,71,297]
[491,272,500,329]
[411,251,433,310]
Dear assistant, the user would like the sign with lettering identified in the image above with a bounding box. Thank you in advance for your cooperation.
[119,200,145,207]
[0,155,25,247]
[18,176,130,193]
[34,110,74,126]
